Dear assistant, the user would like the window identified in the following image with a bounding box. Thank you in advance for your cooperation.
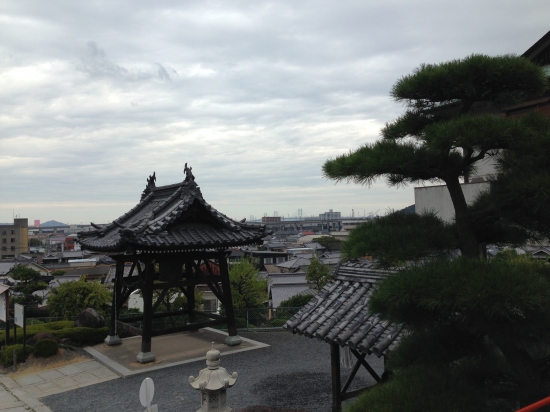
[11,238,15,243]
[264,257,273,264]
[10,246,15,251]
[11,230,15,235]
[1,246,5,251]
[1,230,5,235]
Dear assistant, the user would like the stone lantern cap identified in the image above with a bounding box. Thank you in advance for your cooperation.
[189,343,238,391]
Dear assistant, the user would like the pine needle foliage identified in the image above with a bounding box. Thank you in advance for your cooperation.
[342,211,456,265]
[323,54,549,258]
[305,257,332,292]
[228,258,268,309]
[369,258,550,345]
[10,265,48,305]
[328,53,550,409]
[344,364,488,412]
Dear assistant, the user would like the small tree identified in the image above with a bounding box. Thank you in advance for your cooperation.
[152,284,203,312]
[48,280,111,318]
[51,270,66,276]
[306,257,331,292]
[28,238,41,247]
[315,236,341,250]
[279,294,314,308]
[10,265,48,305]
[228,258,267,309]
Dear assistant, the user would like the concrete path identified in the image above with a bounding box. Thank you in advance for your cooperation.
[0,360,118,412]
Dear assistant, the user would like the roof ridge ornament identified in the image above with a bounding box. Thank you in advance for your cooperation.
[184,163,195,182]
[146,171,156,190]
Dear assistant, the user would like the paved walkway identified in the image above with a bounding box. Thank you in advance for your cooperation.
[0,360,118,412]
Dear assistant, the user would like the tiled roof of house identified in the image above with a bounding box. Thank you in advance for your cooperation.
[78,174,270,253]
[264,264,284,274]
[275,257,311,270]
[284,260,405,357]
[0,262,17,275]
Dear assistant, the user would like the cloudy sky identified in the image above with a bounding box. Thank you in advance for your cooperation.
[1,1,549,225]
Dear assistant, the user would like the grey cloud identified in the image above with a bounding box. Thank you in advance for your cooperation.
[77,41,153,82]
[1,1,550,223]
[156,63,171,81]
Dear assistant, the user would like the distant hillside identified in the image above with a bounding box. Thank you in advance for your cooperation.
[41,220,69,227]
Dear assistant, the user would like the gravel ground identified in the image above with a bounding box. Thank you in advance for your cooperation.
[41,330,384,412]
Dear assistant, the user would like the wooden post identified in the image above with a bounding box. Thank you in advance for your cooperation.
[105,259,123,345]
[331,343,342,412]
[137,259,155,363]
[188,261,196,324]
[22,305,26,363]
[4,291,9,346]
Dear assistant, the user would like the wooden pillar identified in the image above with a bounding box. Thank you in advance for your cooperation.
[137,258,155,363]
[331,342,342,412]
[105,259,123,346]
[187,259,196,324]
[218,250,242,346]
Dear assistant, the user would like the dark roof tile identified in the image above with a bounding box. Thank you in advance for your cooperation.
[285,260,406,357]
[79,177,270,252]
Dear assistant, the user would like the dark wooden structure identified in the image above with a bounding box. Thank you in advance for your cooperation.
[284,261,405,412]
[78,166,269,363]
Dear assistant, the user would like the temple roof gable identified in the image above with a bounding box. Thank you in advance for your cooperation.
[79,169,269,252]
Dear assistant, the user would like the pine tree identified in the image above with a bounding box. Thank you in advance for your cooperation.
[324,54,549,258]
[323,55,550,409]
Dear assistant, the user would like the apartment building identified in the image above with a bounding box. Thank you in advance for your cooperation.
[0,218,28,259]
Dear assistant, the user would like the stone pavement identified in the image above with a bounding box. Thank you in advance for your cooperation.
[0,360,118,412]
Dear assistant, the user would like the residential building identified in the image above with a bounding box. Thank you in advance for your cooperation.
[319,209,341,220]
[0,218,28,259]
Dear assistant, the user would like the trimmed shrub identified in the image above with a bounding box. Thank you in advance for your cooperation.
[51,326,133,346]
[51,327,109,346]
[33,339,58,358]
[0,321,74,346]
[343,365,487,412]
[1,344,32,367]
[26,332,57,346]
[267,318,288,327]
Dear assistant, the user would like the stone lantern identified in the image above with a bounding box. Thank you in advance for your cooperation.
[189,343,238,412]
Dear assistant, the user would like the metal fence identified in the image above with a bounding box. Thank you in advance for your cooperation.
[0,307,302,333]
[117,307,302,332]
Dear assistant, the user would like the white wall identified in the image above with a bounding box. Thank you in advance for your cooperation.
[414,182,490,222]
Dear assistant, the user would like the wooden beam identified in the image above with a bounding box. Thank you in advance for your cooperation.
[341,350,367,394]
[350,349,381,382]
[193,310,225,320]
[331,343,342,412]
[207,282,224,302]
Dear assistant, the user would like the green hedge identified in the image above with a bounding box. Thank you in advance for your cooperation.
[0,321,73,346]
[1,344,33,367]
[1,321,133,347]
[52,327,109,346]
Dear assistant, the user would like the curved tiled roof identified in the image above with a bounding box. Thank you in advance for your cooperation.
[284,261,405,357]
[78,176,270,253]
